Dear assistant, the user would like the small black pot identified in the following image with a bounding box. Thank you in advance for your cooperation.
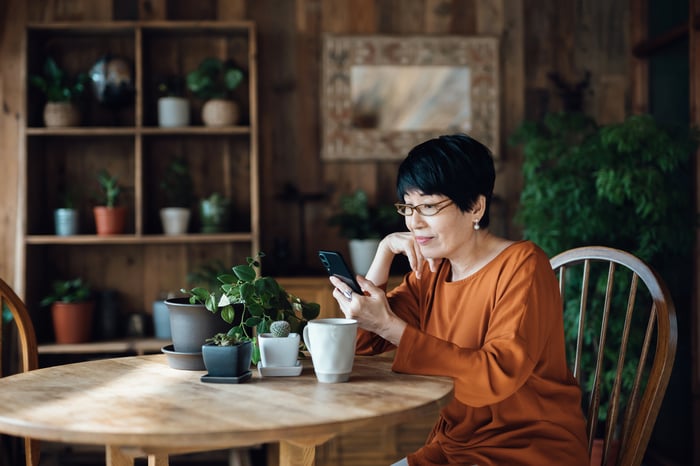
[202,340,253,377]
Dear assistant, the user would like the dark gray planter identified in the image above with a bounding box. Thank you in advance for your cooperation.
[165,297,230,353]
[202,340,253,377]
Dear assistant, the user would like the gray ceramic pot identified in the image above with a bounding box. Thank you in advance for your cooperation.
[165,297,230,353]
[202,340,253,377]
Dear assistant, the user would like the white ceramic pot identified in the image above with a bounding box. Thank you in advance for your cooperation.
[54,208,79,236]
[160,207,190,235]
[258,333,300,367]
[158,97,190,127]
[348,238,381,276]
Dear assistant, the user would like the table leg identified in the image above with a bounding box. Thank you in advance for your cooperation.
[279,440,315,466]
[106,446,134,466]
[106,446,169,466]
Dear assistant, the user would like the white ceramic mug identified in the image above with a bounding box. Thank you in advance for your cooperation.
[303,318,358,383]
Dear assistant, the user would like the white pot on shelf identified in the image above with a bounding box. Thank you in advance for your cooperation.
[158,97,190,127]
[160,207,190,235]
[348,238,380,276]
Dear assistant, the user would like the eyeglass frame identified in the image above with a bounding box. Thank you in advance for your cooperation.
[394,198,454,217]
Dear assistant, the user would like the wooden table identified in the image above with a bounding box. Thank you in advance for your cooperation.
[0,354,453,466]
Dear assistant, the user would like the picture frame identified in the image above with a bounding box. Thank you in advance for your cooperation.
[321,35,500,161]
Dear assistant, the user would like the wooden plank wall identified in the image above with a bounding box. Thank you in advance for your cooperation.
[0,0,631,285]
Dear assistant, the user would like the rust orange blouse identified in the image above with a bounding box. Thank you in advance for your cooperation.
[356,241,589,465]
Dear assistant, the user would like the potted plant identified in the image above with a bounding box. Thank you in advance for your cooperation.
[29,57,91,127]
[156,75,190,127]
[328,189,401,275]
[186,57,244,127]
[159,156,194,235]
[198,192,232,233]
[257,320,301,369]
[201,331,254,382]
[509,112,698,451]
[93,169,127,235]
[182,252,320,366]
[40,278,94,344]
[54,188,79,236]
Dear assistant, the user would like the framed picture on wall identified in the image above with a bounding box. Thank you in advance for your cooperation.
[321,35,500,161]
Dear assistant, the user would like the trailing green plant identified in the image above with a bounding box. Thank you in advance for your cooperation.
[328,189,401,240]
[40,278,91,306]
[29,57,91,103]
[182,252,320,345]
[186,57,243,101]
[160,156,194,207]
[96,170,122,207]
[509,111,698,424]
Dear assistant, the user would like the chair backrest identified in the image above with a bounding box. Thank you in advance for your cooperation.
[550,246,677,466]
[0,277,40,466]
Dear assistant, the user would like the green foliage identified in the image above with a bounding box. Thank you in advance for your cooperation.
[206,331,246,346]
[181,252,320,345]
[510,112,697,261]
[96,170,122,208]
[186,58,243,100]
[29,57,91,103]
[510,112,698,424]
[40,278,91,306]
[328,189,401,240]
[160,156,194,207]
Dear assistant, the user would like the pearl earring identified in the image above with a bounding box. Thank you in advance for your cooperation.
[473,220,480,231]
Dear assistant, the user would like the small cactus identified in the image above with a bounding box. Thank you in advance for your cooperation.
[270,320,291,338]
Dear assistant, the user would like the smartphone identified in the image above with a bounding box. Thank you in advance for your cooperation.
[318,250,363,294]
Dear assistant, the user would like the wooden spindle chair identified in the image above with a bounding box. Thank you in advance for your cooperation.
[550,246,677,466]
[0,277,40,466]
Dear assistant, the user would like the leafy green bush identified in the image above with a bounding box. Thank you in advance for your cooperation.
[510,112,698,424]
[328,189,401,240]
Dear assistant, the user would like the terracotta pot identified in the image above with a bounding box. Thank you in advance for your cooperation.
[43,102,81,127]
[51,301,95,344]
[93,206,127,235]
[201,99,239,127]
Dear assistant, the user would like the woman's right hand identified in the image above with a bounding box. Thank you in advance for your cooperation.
[368,232,437,281]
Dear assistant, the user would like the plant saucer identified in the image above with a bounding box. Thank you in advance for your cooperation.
[257,361,302,377]
[200,370,252,384]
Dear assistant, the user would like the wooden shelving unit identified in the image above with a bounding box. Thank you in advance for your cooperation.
[20,20,259,345]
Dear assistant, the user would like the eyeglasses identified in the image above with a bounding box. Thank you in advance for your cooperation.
[394,199,454,217]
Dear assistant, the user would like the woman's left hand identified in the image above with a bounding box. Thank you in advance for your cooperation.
[329,275,406,346]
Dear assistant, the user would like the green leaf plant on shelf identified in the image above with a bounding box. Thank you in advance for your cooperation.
[509,111,699,431]
[186,57,244,126]
[182,252,320,361]
[29,56,91,127]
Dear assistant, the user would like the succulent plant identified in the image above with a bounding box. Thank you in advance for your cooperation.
[270,320,291,338]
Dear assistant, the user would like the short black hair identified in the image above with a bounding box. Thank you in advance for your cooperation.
[396,134,495,228]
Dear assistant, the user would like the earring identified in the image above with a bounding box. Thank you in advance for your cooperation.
[473,220,480,231]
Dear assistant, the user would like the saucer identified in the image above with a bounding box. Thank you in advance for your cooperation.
[161,344,205,371]
[200,370,253,384]
[257,361,302,377]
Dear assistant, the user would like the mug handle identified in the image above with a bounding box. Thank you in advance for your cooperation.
[303,325,312,355]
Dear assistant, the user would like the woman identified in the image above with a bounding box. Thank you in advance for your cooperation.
[329,134,589,466]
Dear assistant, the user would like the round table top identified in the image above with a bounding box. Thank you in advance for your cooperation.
[0,354,453,452]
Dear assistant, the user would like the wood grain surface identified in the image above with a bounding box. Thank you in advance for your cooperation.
[0,354,453,465]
